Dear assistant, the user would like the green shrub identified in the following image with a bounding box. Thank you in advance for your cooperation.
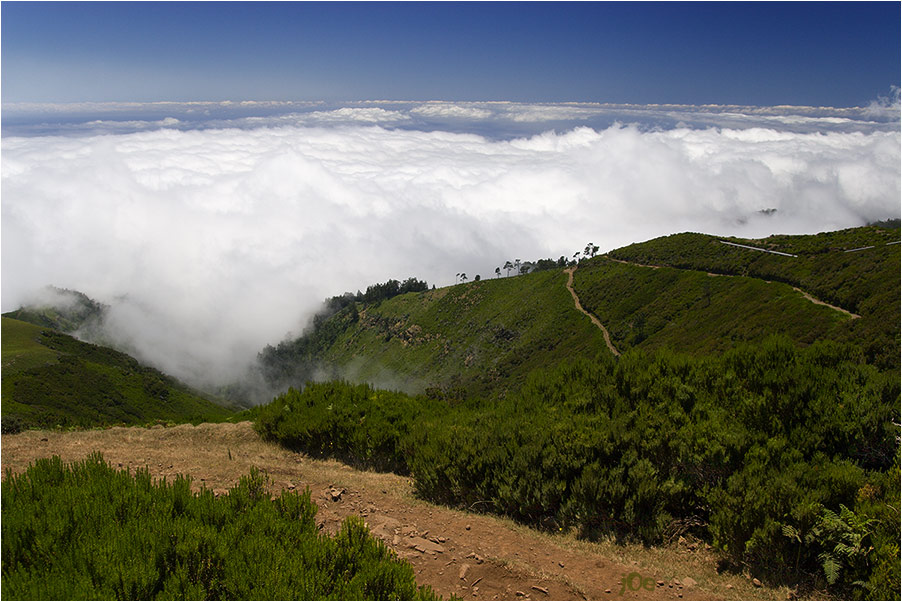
[255,339,898,597]
[1,454,438,600]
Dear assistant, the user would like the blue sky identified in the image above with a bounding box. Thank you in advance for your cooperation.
[2,1,899,106]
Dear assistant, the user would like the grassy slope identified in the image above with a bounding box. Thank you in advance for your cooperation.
[268,226,898,397]
[605,226,901,367]
[314,269,610,397]
[572,257,851,355]
[2,317,235,431]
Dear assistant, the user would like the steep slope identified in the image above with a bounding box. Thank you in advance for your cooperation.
[571,257,853,356]
[272,269,611,398]
[604,225,900,367]
[258,226,898,397]
[2,317,236,432]
[2,286,107,336]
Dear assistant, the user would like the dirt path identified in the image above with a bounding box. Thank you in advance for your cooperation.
[607,257,662,269]
[790,287,860,319]
[2,422,783,601]
[565,266,620,357]
[605,256,859,320]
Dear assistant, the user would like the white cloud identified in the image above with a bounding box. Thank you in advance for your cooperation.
[411,102,494,120]
[2,111,899,391]
[863,85,901,120]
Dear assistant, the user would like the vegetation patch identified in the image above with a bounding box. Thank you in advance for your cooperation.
[259,269,609,398]
[1,453,439,600]
[572,257,850,354]
[1,317,234,432]
[256,338,899,599]
[608,226,901,369]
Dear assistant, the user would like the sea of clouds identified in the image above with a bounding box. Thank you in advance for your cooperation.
[2,97,899,391]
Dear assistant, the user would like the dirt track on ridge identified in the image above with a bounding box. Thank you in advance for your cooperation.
[604,256,859,320]
[2,422,784,601]
[565,266,620,356]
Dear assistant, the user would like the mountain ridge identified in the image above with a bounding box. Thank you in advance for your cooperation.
[255,224,900,400]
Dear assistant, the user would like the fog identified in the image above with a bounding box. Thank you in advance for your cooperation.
[2,100,899,390]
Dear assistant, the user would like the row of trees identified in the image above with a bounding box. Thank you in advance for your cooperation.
[483,243,601,282]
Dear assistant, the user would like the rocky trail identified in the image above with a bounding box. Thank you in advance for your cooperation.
[1,422,785,601]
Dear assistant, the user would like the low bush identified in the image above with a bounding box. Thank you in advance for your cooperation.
[255,338,899,597]
[1,454,438,600]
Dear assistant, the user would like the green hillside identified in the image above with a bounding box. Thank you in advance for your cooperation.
[258,225,898,397]
[252,223,901,599]
[260,269,610,398]
[2,317,235,432]
[3,286,107,335]
[256,342,900,600]
[571,257,853,355]
[606,225,900,368]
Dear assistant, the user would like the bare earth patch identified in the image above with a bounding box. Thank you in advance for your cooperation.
[2,422,788,600]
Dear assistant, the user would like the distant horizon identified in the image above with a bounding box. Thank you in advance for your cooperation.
[4,97,898,108]
[3,2,899,106]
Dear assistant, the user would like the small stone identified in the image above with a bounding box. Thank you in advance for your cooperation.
[752,578,762,588]
[726,584,733,590]
[515,591,526,597]
[683,577,697,589]
[459,565,470,580]
[558,561,564,568]
[466,524,471,530]
[531,586,548,595]
[657,580,665,587]
[605,589,611,594]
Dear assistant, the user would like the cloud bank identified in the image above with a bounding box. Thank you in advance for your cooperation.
[2,102,899,391]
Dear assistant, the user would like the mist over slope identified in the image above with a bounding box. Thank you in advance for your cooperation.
[2,100,899,389]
